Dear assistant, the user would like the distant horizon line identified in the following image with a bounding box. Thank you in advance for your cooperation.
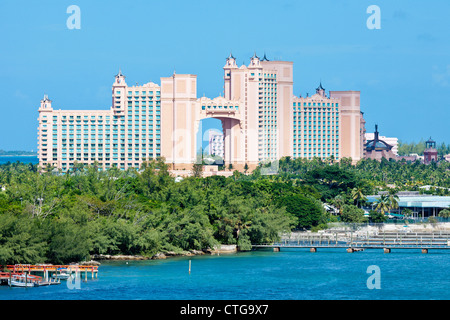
[3,136,450,153]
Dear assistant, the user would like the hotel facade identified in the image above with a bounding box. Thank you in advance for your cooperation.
[37,53,365,172]
[208,131,224,159]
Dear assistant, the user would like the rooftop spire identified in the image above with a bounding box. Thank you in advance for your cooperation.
[113,68,126,86]
[116,68,124,78]
[316,81,325,96]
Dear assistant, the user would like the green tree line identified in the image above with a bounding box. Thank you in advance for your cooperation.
[1,155,449,265]
[0,159,301,265]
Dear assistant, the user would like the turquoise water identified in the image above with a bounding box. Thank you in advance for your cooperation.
[0,156,38,165]
[1,248,449,300]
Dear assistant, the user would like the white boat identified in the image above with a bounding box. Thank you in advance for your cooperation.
[52,270,71,280]
[8,275,36,288]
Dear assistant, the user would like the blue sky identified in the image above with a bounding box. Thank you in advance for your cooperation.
[1,0,449,151]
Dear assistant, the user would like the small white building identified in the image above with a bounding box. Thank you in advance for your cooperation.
[208,131,224,158]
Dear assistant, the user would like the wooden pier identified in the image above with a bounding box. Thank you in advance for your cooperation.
[0,264,99,284]
[253,230,450,253]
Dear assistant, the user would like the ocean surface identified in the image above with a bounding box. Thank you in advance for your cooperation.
[0,156,39,165]
[1,248,449,300]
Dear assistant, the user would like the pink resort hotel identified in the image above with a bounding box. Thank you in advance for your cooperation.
[37,53,366,172]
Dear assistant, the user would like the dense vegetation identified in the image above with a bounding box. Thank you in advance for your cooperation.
[397,140,450,156]
[1,155,449,265]
[277,156,450,192]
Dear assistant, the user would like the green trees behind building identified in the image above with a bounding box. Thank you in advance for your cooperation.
[0,159,299,265]
[397,140,450,157]
[1,154,449,265]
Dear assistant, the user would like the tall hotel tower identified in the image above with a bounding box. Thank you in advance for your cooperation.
[292,85,364,161]
[37,53,365,172]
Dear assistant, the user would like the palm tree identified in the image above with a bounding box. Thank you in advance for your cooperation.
[351,187,367,208]
[438,208,450,218]
[402,208,413,219]
[330,194,345,215]
[44,163,55,174]
[375,194,390,215]
[192,158,204,178]
[387,189,400,213]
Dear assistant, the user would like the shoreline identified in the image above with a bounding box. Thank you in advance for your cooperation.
[0,155,37,157]
[1,248,240,271]
[90,245,239,263]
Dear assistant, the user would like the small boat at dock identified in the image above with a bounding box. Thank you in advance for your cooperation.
[8,275,38,288]
[52,269,71,280]
[7,273,60,287]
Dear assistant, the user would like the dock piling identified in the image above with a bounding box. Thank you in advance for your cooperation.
[252,230,450,253]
